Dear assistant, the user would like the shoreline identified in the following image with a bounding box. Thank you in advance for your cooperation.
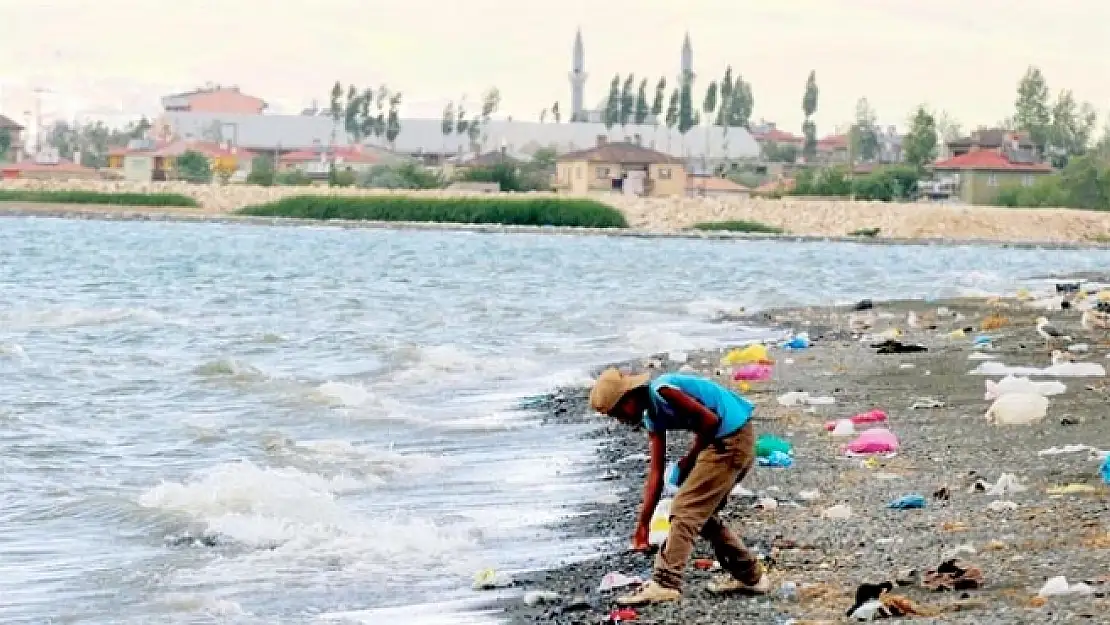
[493,294,1110,623]
[3,203,1110,251]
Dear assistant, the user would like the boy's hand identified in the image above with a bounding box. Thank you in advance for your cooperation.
[630,524,651,551]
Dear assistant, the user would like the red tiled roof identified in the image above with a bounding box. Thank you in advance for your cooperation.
[2,159,95,173]
[280,146,381,164]
[753,178,796,195]
[932,150,1052,172]
[816,134,848,149]
[753,128,802,143]
[686,174,750,192]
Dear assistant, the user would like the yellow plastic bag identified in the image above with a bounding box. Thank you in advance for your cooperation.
[1047,484,1098,495]
[649,498,672,546]
[722,344,770,366]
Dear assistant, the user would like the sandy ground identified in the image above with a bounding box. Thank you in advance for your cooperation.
[4,177,1110,243]
[493,292,1110,624]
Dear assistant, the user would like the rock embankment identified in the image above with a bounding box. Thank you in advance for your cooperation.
[3,179,1110,242]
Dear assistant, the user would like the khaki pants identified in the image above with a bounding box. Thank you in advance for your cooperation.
[653,422,761,590]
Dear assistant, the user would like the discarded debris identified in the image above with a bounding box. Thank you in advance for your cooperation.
[923,559,984,592]
[910,398,945,410]
[870,339,928,354]
[887,494,926,510]
[473,568,514,590]
[984,393,1048,425]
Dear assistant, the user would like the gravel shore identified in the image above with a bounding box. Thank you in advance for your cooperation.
[494,293,1110,624]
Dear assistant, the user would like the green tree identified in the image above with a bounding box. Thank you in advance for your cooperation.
[551,101,561,123]
[604,75,621,132]
[802,70,819,160]
[374,86,389,139]
[678,76,696,143]
[386,92,402,146]
[344,84,360,138]
[726,77,753,128]
[1014,66,1052,153]
[456,101,469,146]
[1095,121,1110,161]
[357,88,375,139]
[531,146,557,170]
[1048,90,1098,166]
[128,116,151,139]
[702,80,718,156]
[903,106,938,169]
[0,127,11,161]
[850,97,879,162]
[634,78,650,125]
[175,150,212,183]
[620,74,636,127]
[651,78,666,141]
[664,88,680,151]
[441,102,455,154]
[246,154,276,186]
[762,141,799,163]
[1059,155,1110,209]
[716,67,734,126]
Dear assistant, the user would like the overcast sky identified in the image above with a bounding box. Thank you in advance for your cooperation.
[3,0,1109,136]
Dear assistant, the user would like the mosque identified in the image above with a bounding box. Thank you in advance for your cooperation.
[568,29,695,124]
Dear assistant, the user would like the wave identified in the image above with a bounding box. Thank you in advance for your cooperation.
[192,358,268,380]
[387,344,541,384]
[0,306,181,330]
[261,433,447,479]
[0,342,29,362]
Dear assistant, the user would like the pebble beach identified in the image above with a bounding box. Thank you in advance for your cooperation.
[496,293,1110,624]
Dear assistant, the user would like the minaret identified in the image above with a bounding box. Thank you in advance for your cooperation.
[569,28,587,122]
[679,32,694,84]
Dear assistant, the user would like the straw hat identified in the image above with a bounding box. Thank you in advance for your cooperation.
[589,367,650,414]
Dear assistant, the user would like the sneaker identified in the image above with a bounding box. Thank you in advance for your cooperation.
[615,581,681,606]
[706,573,772,595]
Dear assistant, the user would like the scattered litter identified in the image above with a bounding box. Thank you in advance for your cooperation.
[722,344,770,366]
[649,499,672,545]
[731,485,755,498]
[1067,343,1090,353]
[980,313,1009,330]
[888,494,926,510]
[987,500,1018,513]
[871,340,927,354]
[669,351,688,364]
[984,393,1048,425]
[984,375,1066,400]
[754,497,779,511]
[598,572,644,592]
[970,361,1106,377]
[617,453,650,463]
[968,352,998,360]
[847,581,893,619]
[829,419,856,437]
[1038,444,1099,456]
[1038,576,1093,597]
[758,451,794,468]
[849,599,886,621]
[756,434,793,458]
[783,333,810,349]
[734,363,773,381]
[972,335,993,347]
[986,473,1027,496]
[822,504,852,520]
[798,489,821,501]
[472,568,514,590]
[663,462,683,495]
[1102,455,1110,485]
[1047,484,1098,495]
[910,398,945,410]
[693,558,717,571]
[523,590,560,606]
[844,428,900,455]
[923,559,984,592]
[853,299,874,311]
[933,486,950,501]
[606,607,639,623]
[899,362,916,369]
[777,391,835,406]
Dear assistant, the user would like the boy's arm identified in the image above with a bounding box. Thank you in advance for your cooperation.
[631,429,667,551]
[658,386,721,479]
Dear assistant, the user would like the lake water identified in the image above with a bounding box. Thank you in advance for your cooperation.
[3,217,1109,624]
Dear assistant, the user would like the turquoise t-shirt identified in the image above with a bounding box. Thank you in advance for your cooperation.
[643,373,754,438]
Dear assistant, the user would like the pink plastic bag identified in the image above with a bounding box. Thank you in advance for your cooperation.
[733,364,773,381]
[825,409,888,431]
[843,428,899,455]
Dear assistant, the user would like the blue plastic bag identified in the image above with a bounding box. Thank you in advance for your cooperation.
[664,461,683,494]
[887,494,926,509]
[783,335,810,349]
[1101,454,1110,485]
[758,450,794,468]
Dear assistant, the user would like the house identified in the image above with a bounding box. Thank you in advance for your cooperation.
[443,148,531,179]
[151,112,346,152]
[946,129,1035,158]
[931,150,1052,205]
[108,139,249,181]
[554,137,686,197]
[686,173,751,198]
[751,177,796,197]
[162,85,267,114]
[0,114,26,161]
[278,145,397,180]
[751,124,804,148]
[1,149,99,180]
[815,134,850,164]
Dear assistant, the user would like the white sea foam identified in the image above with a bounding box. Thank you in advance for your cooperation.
[0,342,29,362]
[316,381,376,407]
[0,306,180,329]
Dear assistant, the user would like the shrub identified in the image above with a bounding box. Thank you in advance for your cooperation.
[246,155,275,186]
[458,162,552,192]
[692,220,784,234]
[791,165,920,201]
[238,196,628,228]
[358,162,445,189]
[275,169,312,186]
[0,189,199,207]
[175,150,213,183]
